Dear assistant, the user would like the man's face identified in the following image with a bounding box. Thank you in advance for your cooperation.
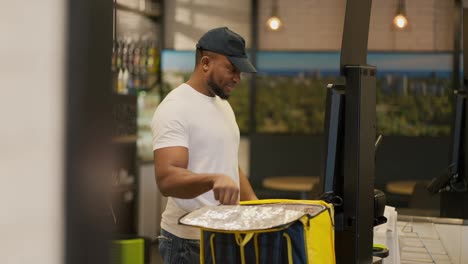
[205,54,241,100]
[207,78,230,100]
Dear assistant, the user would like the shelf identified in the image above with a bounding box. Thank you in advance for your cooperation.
[112,135,138,143]
[114,2,160,19]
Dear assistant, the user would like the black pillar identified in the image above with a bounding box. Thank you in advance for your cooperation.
[440,6,468,220]
[65,1,114,263]
[453,0,462,92]
[336,1,375,263]
[338,66,376,264]
[249,0,259,134]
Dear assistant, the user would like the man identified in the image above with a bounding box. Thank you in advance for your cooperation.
[151,27,258,264]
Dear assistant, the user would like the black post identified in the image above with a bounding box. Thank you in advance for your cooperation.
[440,7,468,220]
[453,0,462,92]
[159,0,166,99]
[337,0,375,263]
[65,0,114,263]
[249,0,258,134]
[339,66,376,264]
[466,8,468,220]
[463,8,467,202]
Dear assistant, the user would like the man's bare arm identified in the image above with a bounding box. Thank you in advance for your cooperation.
[154,147,239,205]
[239,166,258,201]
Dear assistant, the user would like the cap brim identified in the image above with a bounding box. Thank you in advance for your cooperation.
[227,56,257,73]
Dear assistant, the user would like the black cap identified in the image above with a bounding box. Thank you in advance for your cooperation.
[196,27,257,73]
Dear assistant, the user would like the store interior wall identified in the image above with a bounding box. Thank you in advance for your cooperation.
[164,0,252,50]
[0,1,66,263]
[166,0,455,51]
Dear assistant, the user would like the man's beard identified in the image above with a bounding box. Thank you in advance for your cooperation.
[208,79,229,100]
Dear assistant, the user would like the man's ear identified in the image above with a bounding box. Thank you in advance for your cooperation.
[201,56,210,71]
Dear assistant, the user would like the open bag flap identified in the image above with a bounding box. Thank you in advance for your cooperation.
[179,203,326,232]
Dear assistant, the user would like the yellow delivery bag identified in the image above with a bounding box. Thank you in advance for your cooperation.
[179,199,335,264]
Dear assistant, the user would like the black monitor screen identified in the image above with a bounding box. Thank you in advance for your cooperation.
[427,92,466,193]
[321,84,346,198]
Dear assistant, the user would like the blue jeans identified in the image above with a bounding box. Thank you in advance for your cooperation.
[158,229,200,264]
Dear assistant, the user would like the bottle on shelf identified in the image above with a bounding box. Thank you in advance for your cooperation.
[133,41,141,69]
[127,40,135,74]
[117,68,124,94]
[112,36,160,94]
[111,41,117,72]
[116,40,123,71]
[122,69,129,94]
[122,39,129,71]
[146,41,159,90]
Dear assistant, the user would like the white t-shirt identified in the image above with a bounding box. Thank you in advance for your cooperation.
[151,83,240,239]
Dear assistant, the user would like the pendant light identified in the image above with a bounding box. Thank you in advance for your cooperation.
[393,0,409,29]
[266,0,282,31]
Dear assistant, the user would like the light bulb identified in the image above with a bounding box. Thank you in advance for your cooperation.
[267,16,282,31]
[393,14,408,29]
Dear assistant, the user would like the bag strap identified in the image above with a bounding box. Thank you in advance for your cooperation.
[209,233,217,264]
[234,232,254,247]
[282,233,294,264]
[235,233,254,264]
[254,234,260,264]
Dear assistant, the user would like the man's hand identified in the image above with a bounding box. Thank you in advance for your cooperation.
[212,174,240,205]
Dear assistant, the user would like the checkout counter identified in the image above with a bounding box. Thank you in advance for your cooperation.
[136,163,468,264]
[377,211,468,264]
